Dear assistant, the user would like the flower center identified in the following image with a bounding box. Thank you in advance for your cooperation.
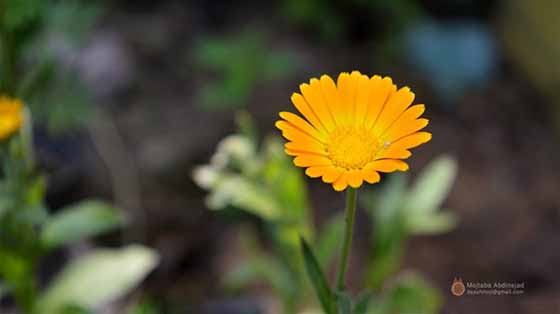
[327,126,380,170]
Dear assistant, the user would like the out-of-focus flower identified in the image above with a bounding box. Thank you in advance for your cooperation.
[0,96,24,141]
[276,71,431,191]
[403,19,496,104]
[210,135,255,169]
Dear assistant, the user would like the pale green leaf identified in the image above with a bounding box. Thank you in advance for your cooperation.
[41,200,125,248]
[206,175,282,220]
[407,211,457,235]
[300,237,335,314]
[405,155,457,214]
[38,245,159,313]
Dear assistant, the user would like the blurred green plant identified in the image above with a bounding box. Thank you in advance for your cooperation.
[360,156,458,313]
[193,30,298,111]
[194,113,458,314]
[193,112,343,313]
[0,2,159,313]
[0,108,158,314]
[1,0,100,132]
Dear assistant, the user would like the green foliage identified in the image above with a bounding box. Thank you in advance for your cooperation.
[353,292,372,314]
[404,156,458,234]
[128,298,160,314]
[1,0,100,131]
[335,291,352,314]
[1,0,44,32]
[367,273,442,314]
[0,111,157,313]
[194,113,346,313]
[300,237,335,314]
[195,114,459,314]
[193,30,298,111]
[38,245,159,314]
[41,200,126,249]
[1,4,158,308]
[358,156,457,313]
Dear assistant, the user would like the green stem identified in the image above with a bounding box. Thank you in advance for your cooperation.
[336,187,358,291]
[0,8,15,95]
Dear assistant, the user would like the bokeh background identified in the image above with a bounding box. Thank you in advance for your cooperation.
[2,0,560,313]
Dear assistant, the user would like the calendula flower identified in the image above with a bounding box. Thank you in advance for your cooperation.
[0,96,24,141]
[276,71,431,191]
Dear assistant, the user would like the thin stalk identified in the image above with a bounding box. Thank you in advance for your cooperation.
[0,20,15,95]
[336,187,358,291]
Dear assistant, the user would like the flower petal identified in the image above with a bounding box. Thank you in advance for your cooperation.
[361,169,381,184]
[364,76,396,129]
[367,160,409,172]
[285,141,327,156]
[336,72,360,124]
[305,166,328,178]
[378,149,412,159]
[279,111,326,142]
[305,166,342,184]
[301,79,336,132]
[354,73,372,126]
[347,169,363,188]
[382,104,428,141]
[386,132,432,151]
[291,93,328,135]
[332,171,349,191]
[275,120,324,144]
[319,75,342,126]
[294,155,333,167]
[373,86,415,133]
[322,167,343,183]
[384,118,429,143]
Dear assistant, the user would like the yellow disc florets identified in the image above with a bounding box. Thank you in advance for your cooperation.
[326,126,380,170]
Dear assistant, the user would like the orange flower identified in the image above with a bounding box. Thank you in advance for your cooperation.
[276,71,431,191]
[0,96,24,141]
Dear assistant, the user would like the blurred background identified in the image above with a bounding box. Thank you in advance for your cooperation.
[1,0,560,313]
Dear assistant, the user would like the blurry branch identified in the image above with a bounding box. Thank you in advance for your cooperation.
[88,108,144,243]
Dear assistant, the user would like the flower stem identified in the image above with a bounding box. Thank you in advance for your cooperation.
[336,187,358,291]
[0,16,15,95]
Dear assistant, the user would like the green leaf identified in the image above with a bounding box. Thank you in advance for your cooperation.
[336,291,352,314]
[206,175,282,220]
[38,245,159,313]
[382,272,443,314]
[405,155,457,214]
[300,236,335,314]
[41,200,125,249]
[353,291,372,314]
[3,0,44,31]
[407,211,457,235]
[262,137,310,223]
